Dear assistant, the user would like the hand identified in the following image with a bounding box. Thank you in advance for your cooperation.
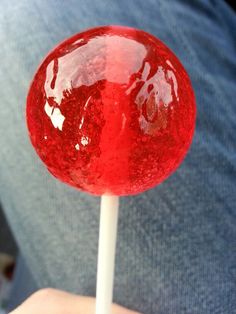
[9,288,142,314]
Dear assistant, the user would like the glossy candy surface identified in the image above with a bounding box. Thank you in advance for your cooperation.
[27,26,196,196]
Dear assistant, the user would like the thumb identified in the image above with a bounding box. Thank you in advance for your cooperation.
[10,288,142,314]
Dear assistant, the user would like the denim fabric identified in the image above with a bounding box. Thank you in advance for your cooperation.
[0,0,236,313]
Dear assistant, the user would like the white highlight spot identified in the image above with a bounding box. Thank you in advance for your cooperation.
[44,101,65,131]
[84,95,91,110]
[81,136,89,146]
[75,143,80,150]
[79,96,91,129]
[166,60,175,70]
[79,116,85,129]
[167,70,179,101]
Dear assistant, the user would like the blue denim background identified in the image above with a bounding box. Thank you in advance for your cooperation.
[0,0,236,313]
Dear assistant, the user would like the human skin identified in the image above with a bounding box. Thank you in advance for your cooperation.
[9,288,142,314]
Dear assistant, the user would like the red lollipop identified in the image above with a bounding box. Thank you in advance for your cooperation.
[27,26,196,196]
[26,26,196,314]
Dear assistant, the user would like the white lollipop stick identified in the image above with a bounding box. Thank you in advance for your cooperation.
[95,195,119,314]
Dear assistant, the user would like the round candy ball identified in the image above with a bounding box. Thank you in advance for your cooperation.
[26,25,196,196]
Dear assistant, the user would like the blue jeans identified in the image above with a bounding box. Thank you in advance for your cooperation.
[0,0,235,313]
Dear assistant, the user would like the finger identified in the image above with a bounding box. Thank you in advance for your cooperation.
[9,288,142,314]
